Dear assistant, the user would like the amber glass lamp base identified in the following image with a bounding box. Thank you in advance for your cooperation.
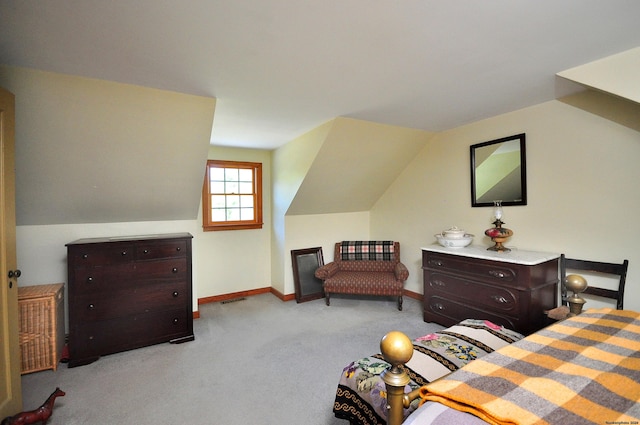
[487,238,511,252]
[485,220,513,252]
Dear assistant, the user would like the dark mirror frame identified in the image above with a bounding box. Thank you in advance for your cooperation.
[291,247,325,303]
[470,133,527,207]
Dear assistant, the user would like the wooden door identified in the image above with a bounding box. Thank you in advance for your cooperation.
[0,86,22,417]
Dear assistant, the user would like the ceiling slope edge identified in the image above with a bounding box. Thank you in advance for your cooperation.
[557,47,640,104]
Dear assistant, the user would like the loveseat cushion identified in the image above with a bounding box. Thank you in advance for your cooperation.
[338,260,397,273]
[324,271,403,295]
[340,241,395,261]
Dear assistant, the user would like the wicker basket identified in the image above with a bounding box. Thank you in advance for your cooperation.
[18,283,65,374]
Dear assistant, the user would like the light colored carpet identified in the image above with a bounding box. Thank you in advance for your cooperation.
[20,293,443,424]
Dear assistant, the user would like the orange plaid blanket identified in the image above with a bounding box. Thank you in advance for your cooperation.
[420,308,640,425]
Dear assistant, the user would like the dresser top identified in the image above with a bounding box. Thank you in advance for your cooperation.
[421,244,560,265]
[66,232,193,246]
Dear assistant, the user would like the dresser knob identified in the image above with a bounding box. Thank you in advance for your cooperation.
[433,303,445,311]
[121,250,128,256]
[173,318,179,324]
[176,247,181,252]
[172,267,178,273]
[432,280,445,287]
[87,277,94,283]
[82,254,89,259]
[429,260,444,267]
[88,303,95,310]
[143,249,149,254]
[489,270,506,279]
[491,295,509,304]
[172,291,179,298]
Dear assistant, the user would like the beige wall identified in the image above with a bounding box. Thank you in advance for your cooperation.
[196,146,272,298]
[283,212,370,295]
[270,121,332,293]
[372,96,640,311]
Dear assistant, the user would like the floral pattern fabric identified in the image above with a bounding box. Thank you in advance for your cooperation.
[332,320,524,425]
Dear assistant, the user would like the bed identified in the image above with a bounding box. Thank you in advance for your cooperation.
[332,319,524,424]
[384,308,640,425]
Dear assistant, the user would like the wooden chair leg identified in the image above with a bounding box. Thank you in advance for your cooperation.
[397,296,403,311]
[325,292,331,306]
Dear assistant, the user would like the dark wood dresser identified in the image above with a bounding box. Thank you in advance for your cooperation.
[66,233,194,367]
[422,246,559,335]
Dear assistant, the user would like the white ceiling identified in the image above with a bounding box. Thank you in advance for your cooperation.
[2,0,640,150]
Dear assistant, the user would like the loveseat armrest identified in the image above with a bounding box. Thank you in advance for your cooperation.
[315,262,340,280]
[394,262,409,281]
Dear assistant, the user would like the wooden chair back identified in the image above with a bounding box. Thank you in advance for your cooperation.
[561,254,629,310]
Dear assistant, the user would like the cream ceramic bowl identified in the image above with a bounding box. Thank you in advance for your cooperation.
[435,234,474,248]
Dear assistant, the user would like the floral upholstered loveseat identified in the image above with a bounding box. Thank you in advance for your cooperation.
[314,241,408,310]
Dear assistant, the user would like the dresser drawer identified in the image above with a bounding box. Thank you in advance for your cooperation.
[70,258,187,295]
[426,272,518,313]
[72,308,190,358]
[136,240,188,260]
[68,243,134,266]
[134,258,188,280]
[424,296,518,331]
[73,281,188,321]
[423,252,517,284]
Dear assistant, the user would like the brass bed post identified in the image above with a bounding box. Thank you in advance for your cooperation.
[380,331,420,425]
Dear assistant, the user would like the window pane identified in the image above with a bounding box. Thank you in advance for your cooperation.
[226,195,239,208]
[239,182,253,194]
[239,195,254,208]
[209,167,224,181]
[225,181,239,194]
[225,168,239,182]
[211,195,226,208]
[239,169,253,181]
[241,208,254,220]
[211,208,226,221]
[210,182,225,194]
[227,208,240,221]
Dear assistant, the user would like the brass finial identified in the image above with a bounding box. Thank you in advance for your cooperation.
[380,331,414,425]
[566,274,588,315]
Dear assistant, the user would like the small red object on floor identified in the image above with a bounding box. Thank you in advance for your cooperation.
[1,387,65,425]
[59,343,69,363]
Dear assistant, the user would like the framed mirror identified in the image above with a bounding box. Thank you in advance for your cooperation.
[291,247,324,303]
[470,133,527,207]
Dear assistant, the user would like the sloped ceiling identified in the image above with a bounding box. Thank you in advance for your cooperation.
[2,1,640,149]
[0,66,216,226]
[287,118,433,215]
[557,47,640,104]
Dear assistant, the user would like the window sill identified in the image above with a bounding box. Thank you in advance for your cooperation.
[203,222,263,232]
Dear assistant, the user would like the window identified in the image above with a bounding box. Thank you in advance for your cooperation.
[202,160,263,231]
